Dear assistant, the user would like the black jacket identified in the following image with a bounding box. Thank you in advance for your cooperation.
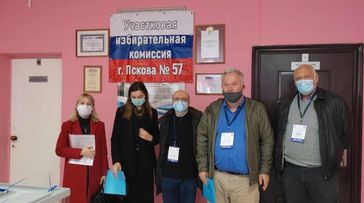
[111,106,159,183]
[156,107,202,194]
[273,88,351,180]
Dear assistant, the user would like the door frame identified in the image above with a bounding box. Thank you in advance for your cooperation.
[252,43,363,203]
[10,58,62,186]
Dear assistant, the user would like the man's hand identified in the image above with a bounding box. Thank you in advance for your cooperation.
[340,149,347,168]
[259,174,270,191]
[199,172,208,185]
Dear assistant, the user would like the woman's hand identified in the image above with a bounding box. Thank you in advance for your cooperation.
[80,145,95,159]
[112,162,122,178]
[139,128,153,142]
[99,176,106,185]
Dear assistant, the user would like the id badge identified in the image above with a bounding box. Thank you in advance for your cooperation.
[167,146,180,163]
[220,132,234,148]
[291,124,307,143]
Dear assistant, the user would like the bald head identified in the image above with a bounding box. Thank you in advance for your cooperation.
[294,64,319,84]
[173,90,190,103]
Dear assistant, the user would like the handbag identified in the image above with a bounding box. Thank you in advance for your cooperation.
[92,184,125,203]
[91,184,106,203]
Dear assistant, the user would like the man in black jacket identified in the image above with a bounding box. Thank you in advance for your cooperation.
[156,90,202,203]
[274,64,351,203]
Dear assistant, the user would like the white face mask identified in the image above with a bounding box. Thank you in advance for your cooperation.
[77,104,92,119]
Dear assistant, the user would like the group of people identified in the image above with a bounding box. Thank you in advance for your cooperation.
[55,64,351,203]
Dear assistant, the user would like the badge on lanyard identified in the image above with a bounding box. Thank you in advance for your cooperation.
[220,132,234,148]
[291,124,307,143]
[167,146,180,163]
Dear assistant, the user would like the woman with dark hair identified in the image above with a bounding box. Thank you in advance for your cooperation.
[55,93,108,203]
[111,82,159,203]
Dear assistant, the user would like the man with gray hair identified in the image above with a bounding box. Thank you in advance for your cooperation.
[196,67,274,203]
[274,64,351,203]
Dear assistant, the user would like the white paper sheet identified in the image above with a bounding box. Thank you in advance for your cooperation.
[201,30,219,58]
[68,134,95,166]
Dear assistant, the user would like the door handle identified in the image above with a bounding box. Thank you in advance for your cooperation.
[10,135,18,141]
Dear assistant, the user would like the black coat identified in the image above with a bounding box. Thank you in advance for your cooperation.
[156,107,202,194]
[111,106,159,183]
[273,88,351,180]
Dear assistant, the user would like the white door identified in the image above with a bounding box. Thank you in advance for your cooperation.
[10,58,62,187]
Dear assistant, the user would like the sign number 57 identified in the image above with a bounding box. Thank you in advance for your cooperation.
[172,63,183,75]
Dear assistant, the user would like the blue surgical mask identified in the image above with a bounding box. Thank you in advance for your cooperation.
[131,98,145,107]
[295,79,315,95]
[173,100,188,113]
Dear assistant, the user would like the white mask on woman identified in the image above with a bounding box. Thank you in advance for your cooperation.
[77,104,92,119]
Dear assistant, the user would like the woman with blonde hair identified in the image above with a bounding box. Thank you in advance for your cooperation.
[55,93,108,203]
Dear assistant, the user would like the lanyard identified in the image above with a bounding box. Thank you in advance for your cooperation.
[297,92,316,122]
[224,100,245,128]
[173,116,178,146]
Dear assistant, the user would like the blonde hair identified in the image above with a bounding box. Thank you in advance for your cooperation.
[70,93,99,122]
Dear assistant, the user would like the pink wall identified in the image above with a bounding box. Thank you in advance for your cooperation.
[0,55,11,182]
[0,0,363,202]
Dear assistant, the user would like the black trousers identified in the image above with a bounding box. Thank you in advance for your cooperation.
[126,151,154,203]
[282,162,337,203]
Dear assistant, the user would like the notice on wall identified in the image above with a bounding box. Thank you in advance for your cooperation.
[201,30,219,58]
[109,10,194,83]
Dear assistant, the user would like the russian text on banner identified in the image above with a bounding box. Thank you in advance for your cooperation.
[109,10,194,83]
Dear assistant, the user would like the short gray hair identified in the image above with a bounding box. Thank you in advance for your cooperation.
[221,67,244,83]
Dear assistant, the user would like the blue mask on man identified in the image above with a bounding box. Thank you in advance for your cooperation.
[173,100,188,113]
[131,98,145,107]
[295,79,315,95]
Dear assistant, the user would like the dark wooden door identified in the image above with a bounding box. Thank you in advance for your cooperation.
[252,44,363,203]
